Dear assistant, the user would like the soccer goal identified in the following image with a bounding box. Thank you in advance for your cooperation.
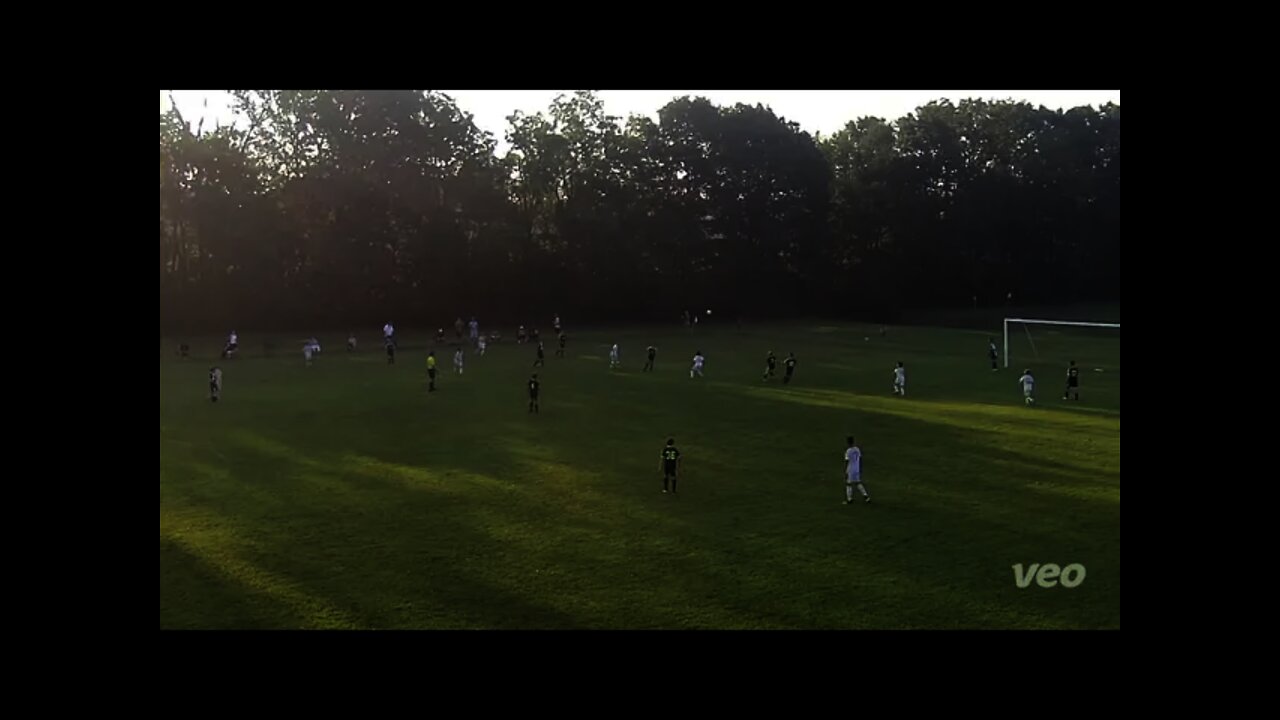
[1003,318,1120,369]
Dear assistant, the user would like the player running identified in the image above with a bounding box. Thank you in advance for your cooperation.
[690,351,705,379]
[534,341,545,368]
[988,338,999,371]
[556,332,567,358]
[610,343,621,369]
[783,352,797,384]
[643,345,656,372]
[221,331,239,360]
[763,351,778,381]
[1019,368,1036,406]
[454,348,465,375]
[528,373,540,414]
[893,361,906,396]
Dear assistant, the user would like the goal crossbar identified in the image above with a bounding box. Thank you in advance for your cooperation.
[1004,318,1120,368]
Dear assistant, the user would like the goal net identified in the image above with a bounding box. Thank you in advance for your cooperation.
[1003,317,1120,383]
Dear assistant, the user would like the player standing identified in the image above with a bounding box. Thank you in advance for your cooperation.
[528,373,540,414]
[222,331,239,360]
[845,436,870,504]
[427,351,438,393]
[209,366,222,403]
[436,327,446,344]
[893,361,906,396]
[385,335,396,364]
[556,332,566,358]
[534,341,545,367]
[1019,368,1036,406]
[690,351,705,379]
[1063,361,1079,401]
[988,338,999,371]
[454,347,465,375]
[643,345,656,372]
[763,351,777,381]
[383,322,395,347]
[783,352,797,384]
[478,335,488,356]
[469,317,479,345]
[455,317,464,340]
[660,438,681,494]
[347,332,357,352]
[518,325,527,344]
[553,315,562,336]
[610,343,620,369]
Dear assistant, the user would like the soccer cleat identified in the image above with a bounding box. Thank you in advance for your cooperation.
[864,497,871,503]
[845,499,853,505]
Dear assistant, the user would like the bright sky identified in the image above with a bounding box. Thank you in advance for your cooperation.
[162,90,1120,152]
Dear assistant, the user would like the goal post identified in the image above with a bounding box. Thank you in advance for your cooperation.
[1004,318,1120,368]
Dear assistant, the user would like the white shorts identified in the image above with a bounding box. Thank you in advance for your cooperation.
[1024,387,1034,397]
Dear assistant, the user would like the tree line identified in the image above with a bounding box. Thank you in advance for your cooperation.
[160,90,1119,332]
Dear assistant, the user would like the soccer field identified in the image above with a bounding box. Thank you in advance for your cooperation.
[159,320,1120,629]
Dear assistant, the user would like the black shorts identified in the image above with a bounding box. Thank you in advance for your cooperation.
[428,369,437,378]
[663,463,677,477]
[1067,380,1079,388]
[209,382,218,394]
[529,393,539,401]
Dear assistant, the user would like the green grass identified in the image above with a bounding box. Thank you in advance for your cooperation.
[160,320,1120,629]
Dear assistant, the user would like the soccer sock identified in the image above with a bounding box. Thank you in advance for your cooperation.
[663,477,668,491]
[671,476,677,492]
[858,483,869,498]
[846,484,853,501]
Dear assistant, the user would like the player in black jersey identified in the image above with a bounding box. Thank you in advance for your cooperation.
[763,351,777,381]
[385,337,396,364]
[557,332,567,358]
[988,338,999,371]
[660,438,682,493]
[1063,360,1080,401]
[643,345,656,372]
[534,341,545,367]
[528,373,540,414]
[783,352,797,384]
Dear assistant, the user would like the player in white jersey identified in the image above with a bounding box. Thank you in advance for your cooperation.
[383,323,395,345]
[844,435,870,504]
[347,332,357,352]
[469,318,479,344]
[209,366,223,402]
[454,348,465,374]
[222,331,239,359]
[478,335,487,356]
[609,343,620,369]
[893,361,906,396]
[303,337,321,366]
[690,351,705,378]
[1019,369,1036,405]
